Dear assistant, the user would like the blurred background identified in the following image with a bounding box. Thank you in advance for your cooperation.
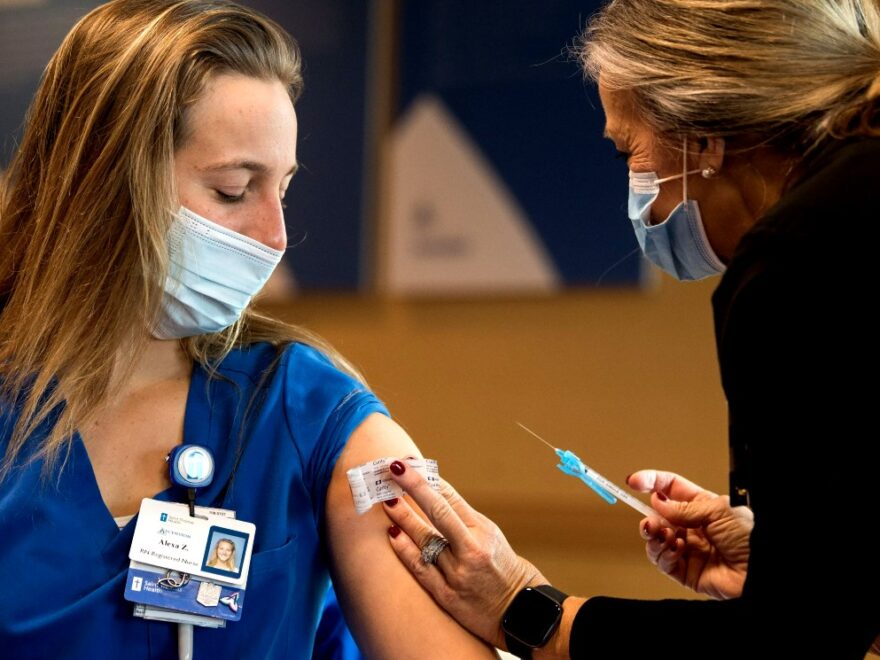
[0,0,727,611]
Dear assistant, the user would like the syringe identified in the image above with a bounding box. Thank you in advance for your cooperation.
[517,422,664,521]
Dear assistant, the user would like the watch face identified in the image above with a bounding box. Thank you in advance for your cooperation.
[502,587,563,648]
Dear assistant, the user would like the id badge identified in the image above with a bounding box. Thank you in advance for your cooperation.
[125,499,255,622]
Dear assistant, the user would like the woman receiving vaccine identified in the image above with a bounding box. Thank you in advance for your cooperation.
[0,2,497,658]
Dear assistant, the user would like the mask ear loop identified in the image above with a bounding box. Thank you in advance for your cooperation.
[682,136,690,202]
[683,136,719,197]
[654,140,702,189]
[640,136,716,201]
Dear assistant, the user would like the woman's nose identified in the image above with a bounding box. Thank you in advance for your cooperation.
[247,197,287,251]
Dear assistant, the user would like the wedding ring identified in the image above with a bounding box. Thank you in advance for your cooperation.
[419,534,450,565]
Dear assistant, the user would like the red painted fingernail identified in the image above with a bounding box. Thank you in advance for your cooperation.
[657,492,667,502]
[384,497,399,507]
[388,525,401,538]
[390,461,406,476]
[625,474,632,485]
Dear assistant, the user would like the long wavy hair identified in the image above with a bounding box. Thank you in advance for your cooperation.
[207,538,237,571]
[579,0,880,151]
[0,0,362,480]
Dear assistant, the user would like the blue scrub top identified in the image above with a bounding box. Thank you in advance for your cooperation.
[0,342,388,659]
[314,586,363,660]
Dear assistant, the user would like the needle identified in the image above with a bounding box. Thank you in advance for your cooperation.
[516,422,557,451]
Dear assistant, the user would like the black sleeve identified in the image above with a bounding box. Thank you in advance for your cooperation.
[571,596,738,658]
[569,243,879,659]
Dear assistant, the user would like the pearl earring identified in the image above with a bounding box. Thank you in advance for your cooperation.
[702,167,717,179]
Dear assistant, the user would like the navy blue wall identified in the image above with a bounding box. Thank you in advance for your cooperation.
[399,1,639,285]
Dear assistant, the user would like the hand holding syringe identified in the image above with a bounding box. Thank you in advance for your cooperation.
[517,423,670,525]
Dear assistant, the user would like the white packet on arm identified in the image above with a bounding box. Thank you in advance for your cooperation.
[347,457,440,515]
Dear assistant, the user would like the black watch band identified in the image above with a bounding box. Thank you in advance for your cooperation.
[505,634,537,660]
[502,584,568,659]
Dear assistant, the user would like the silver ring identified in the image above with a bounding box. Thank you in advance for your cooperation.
[419,534,450,565]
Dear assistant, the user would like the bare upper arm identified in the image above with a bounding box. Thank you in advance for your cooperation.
[325,413,498,659]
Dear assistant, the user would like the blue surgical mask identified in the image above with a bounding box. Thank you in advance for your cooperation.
[627,142,725,281]
[152,207,284,339]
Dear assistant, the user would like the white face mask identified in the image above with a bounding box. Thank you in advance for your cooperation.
[151,207,284,339]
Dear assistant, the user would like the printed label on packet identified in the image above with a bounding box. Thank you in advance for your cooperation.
[346,457,440,514]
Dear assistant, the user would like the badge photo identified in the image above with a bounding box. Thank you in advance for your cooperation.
[201,526,250,580]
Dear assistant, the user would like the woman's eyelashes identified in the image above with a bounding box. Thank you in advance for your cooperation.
[214,186,289,207]
[216,189,246,204]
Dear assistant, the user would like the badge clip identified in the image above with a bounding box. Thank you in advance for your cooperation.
[167,444,215,516]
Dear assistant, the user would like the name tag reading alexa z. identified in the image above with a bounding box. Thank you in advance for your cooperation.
[125,499,256,623]
[129,498,255,585]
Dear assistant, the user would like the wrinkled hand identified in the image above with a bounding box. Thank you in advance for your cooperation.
[628,470,753,601]
[382,460,545,649]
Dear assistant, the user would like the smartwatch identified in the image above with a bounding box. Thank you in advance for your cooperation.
[501,584,568,659]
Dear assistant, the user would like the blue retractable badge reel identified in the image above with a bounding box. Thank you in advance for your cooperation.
[167,444,215,516]
[158,444,216,596]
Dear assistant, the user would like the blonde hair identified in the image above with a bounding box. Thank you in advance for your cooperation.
[579,0,880,150]
[0,0,362,480]
[207,538,237,570]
